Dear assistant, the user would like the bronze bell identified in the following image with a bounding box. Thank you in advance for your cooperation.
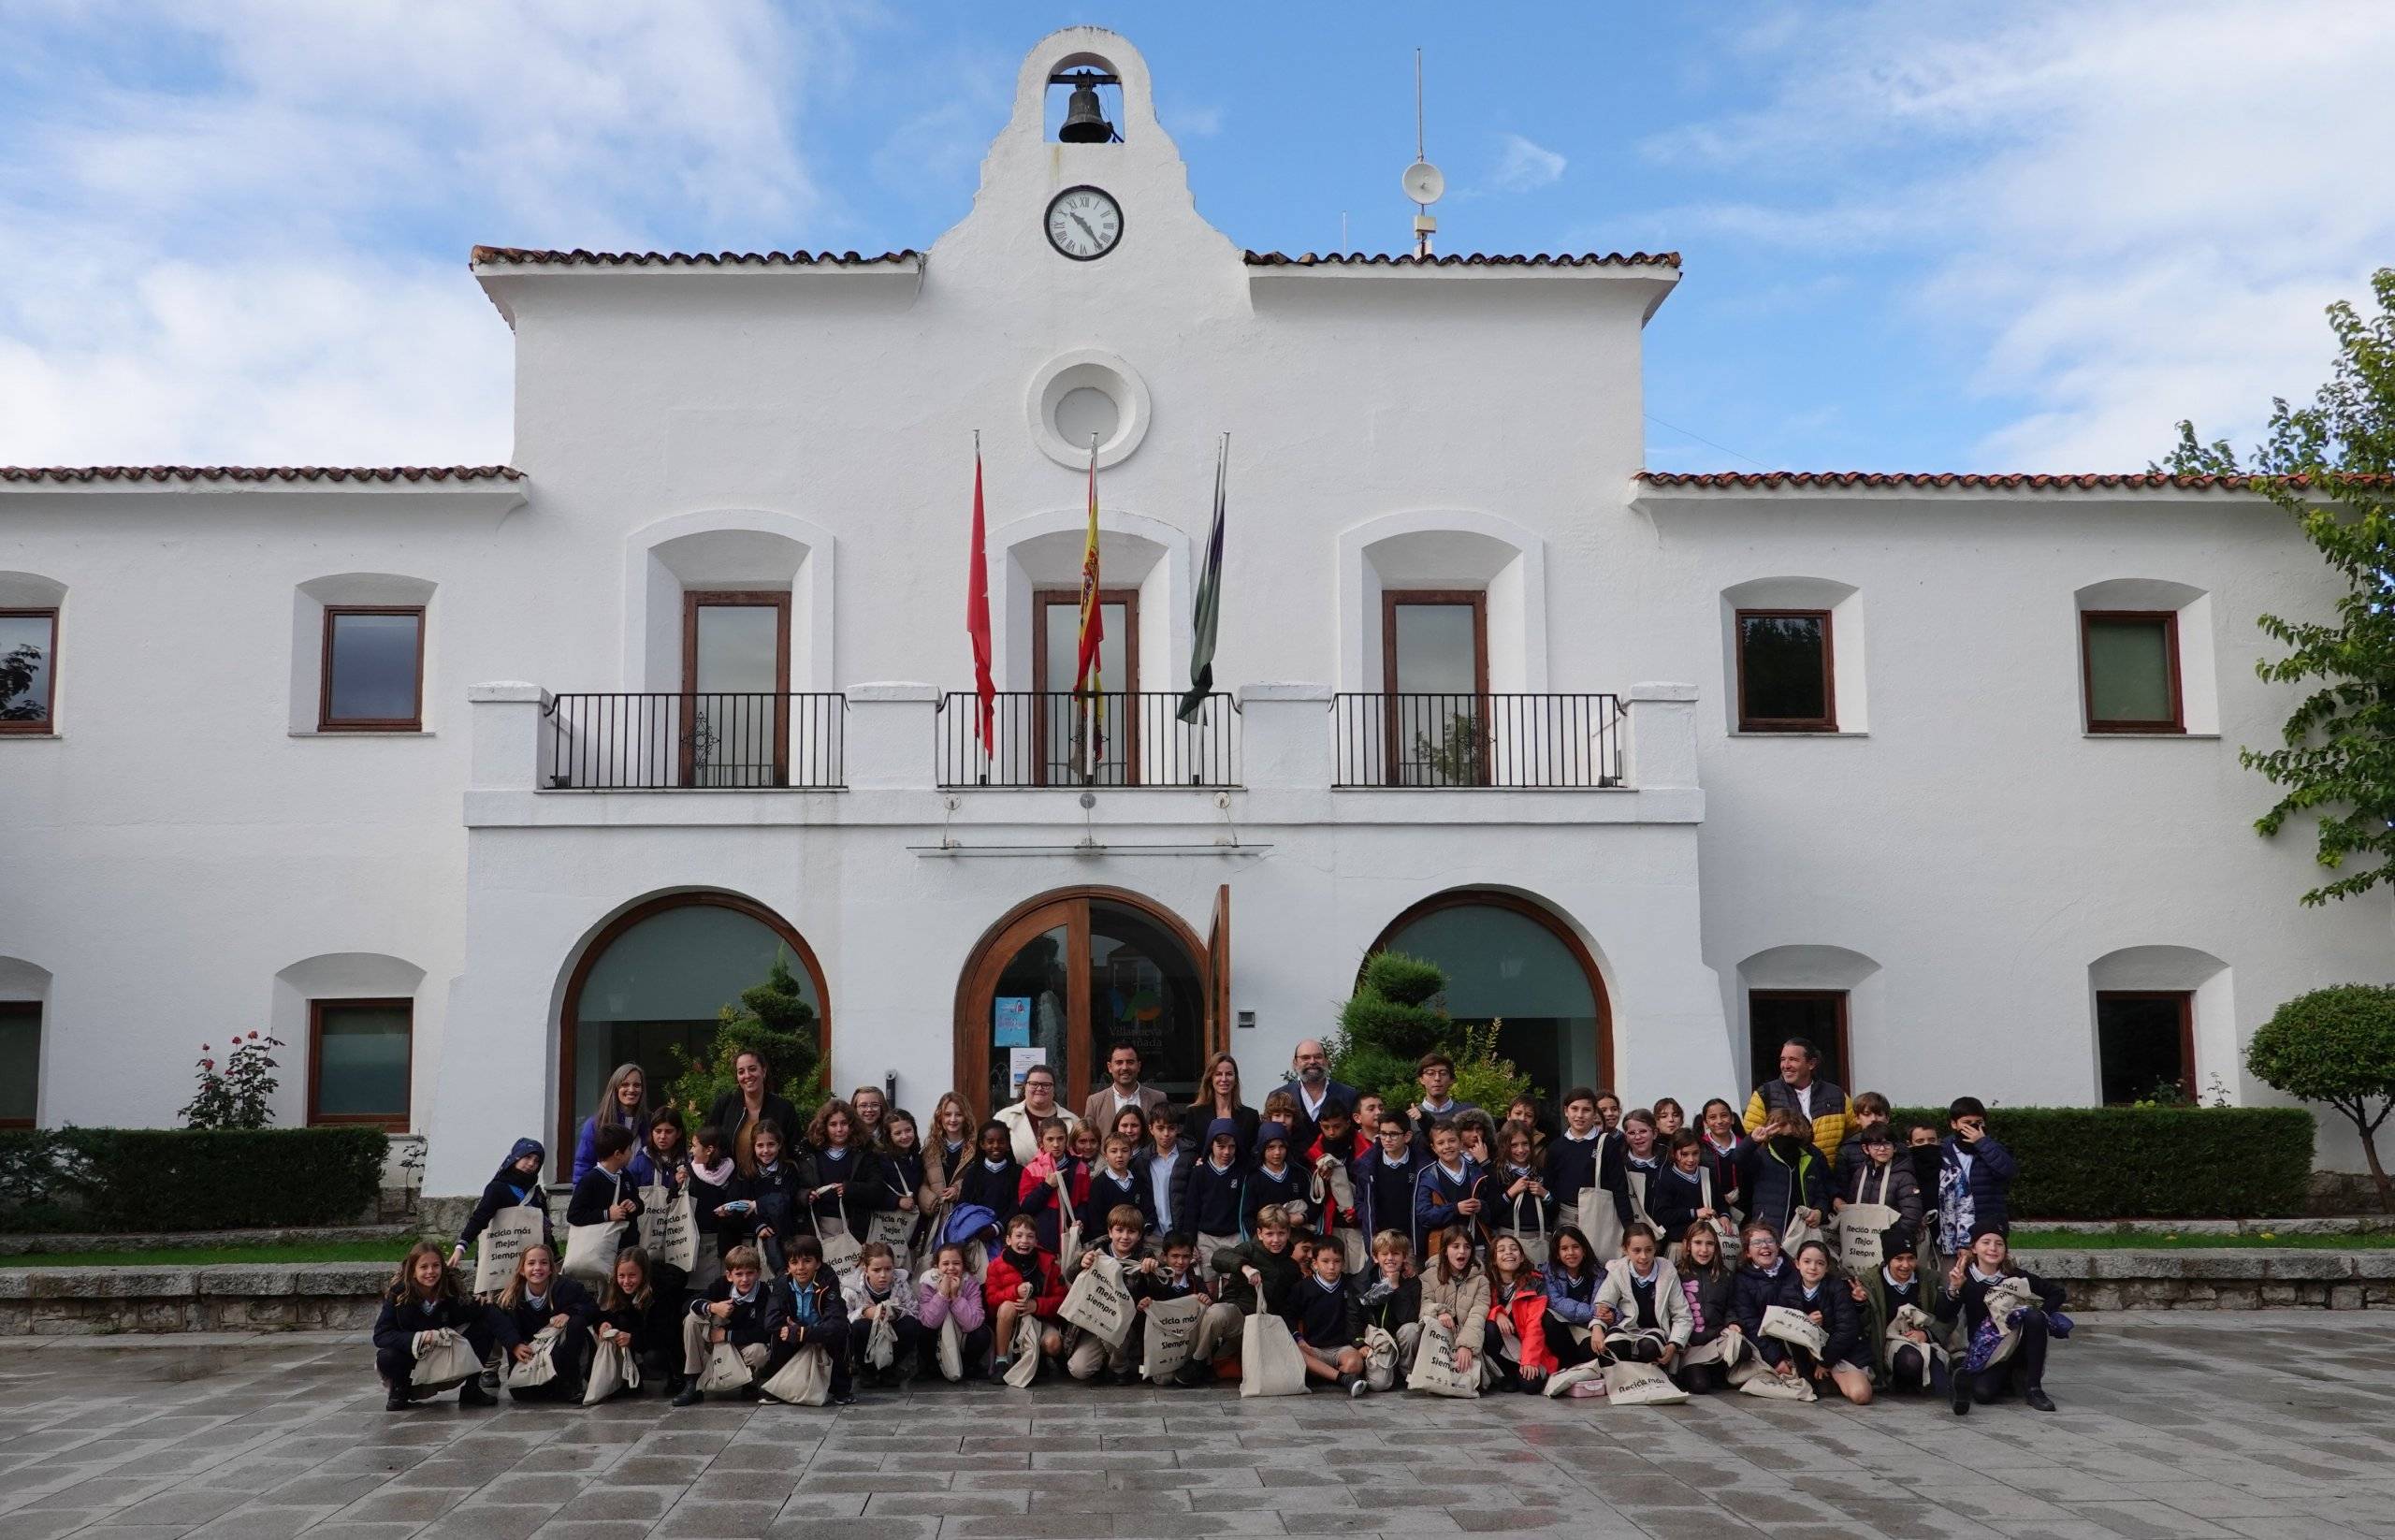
[1058,81,1113,143]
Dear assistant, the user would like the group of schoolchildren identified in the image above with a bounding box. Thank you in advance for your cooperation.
[377,1049,2067,1418]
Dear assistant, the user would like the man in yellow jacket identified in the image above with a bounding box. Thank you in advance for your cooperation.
[1743,1037,1850,1162]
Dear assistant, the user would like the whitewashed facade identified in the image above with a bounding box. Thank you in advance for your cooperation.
[1,29,2385,1199]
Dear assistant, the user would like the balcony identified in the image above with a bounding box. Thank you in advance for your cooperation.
[1332,692,1625,789]
[543,692,846,789]
[936,690,1240,789]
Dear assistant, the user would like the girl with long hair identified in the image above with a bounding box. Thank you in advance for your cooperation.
[573,1063,652,1183]
[372,1241,494,1410]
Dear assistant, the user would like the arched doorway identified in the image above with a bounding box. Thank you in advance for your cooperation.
[955,886,1225,1116]
[1366,890,1612,1099]
[559,893,829,1171]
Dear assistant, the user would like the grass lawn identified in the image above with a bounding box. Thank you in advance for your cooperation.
[2010,1228,2395,1250]
[0,1240,412,1269]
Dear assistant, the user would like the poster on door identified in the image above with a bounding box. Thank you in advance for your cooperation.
[993,996,1031,1048]
[1007,1046,1046,1091]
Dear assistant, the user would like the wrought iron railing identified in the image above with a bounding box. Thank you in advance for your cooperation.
[1332,692,1624,788]
[938,690,1239,788]
[544,692,845,789]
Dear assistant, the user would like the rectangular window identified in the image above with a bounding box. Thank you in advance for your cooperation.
[680,591,791,787]
[0,1002,39,1126]
[1748,990,1851,1093]
[309,999,413,1129]
[0,608,59,734]
[2097,991,2194,1105]
[320,606,424,730]
[1735,610,1835,731]
[1033,588,1140,784]
[1383,591,1489,786]
[2082,611,2182,733]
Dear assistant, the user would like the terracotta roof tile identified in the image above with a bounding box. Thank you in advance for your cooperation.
[0,465,522,486]
[472,245,919,269]
[1633,471,2359,491]
[1244,250,1678,269]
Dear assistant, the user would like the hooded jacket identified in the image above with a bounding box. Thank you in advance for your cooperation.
[457,1139,555,1253]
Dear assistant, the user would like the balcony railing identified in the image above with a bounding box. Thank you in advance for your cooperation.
[544,692,845,789]
[938,690,1239,788]
[1333,692,1624,789]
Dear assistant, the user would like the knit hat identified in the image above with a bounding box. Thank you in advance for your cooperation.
[1204,1117,1241,1150]
[1255,1121,1290,1155]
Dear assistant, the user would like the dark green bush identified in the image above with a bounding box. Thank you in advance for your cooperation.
[0,1126,389,1234]
[1892,1106,2314,1219]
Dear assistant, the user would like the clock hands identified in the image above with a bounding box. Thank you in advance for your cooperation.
[1070,211,1101,245]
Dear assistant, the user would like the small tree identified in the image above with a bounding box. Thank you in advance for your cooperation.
[1328,952,1534,1112]
[180,1030,283,1130]
[2158,267,2395,906]
[665,952,825,1124]
[2245,983,2395,1213]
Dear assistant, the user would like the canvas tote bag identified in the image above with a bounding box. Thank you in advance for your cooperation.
[637,1183,702,1272]
[1139,1294,1204,1382]
[696,1341,762,1393]
[410,1328,483,1390]
[560,1221,626,1293]
[935,1316,967,1382]
[474,1203,546,1295]
[761,1343,833,1405]
[1761,1303,1829,1358]
[867,1191,921,1251]
[1576,1140,1625,1262]
[503,1326,565,1390]
[1737,1364,1818,1402]
[1239,1299,1309,1398]
[1603,1359,1690,1406]
[1507,1194,1550,1270]
[1542,1360,1608,1399]
[1886,1303,1947,1389]
[581,1333,640,1404]
[1361,1325,1400,1389]
[1405,1316,1480,1399]
[1058,1254,1136,1348]
[814,1211,864,1275]
[1002,1312,1044,1387]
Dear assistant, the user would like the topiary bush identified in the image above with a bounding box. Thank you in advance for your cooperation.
[1331,953,1531,1116]
[2247,983,2395,1213]
[0,1126,388,1234]
[664,952,826,1126]
[1891,1106,2313,1219]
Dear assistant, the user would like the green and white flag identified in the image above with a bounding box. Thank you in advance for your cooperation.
[1178,433,1227,723]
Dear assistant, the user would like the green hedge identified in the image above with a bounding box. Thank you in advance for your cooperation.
[1891,1106,2313,1220]
[0,1127,389,1234]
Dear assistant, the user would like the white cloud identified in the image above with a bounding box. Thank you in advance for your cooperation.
[1489,132,1565,194]
[1634,0,2395,469]
[1164,102,1224,139]
[0,0,862,466]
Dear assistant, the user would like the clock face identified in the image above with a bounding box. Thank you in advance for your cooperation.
[1045,185,1123,261]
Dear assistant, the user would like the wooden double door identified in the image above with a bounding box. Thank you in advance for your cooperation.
[956,886,1228,1117]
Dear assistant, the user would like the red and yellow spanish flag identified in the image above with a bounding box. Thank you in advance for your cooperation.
[1072,435,1105,771]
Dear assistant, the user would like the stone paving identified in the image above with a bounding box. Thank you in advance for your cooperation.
[2,1313,2392,1540]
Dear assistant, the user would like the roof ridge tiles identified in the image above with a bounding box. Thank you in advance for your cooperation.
[0,466,522,485]
[1242,250,1678,269]
[471,245,919,268]
[1633,470,2373,491]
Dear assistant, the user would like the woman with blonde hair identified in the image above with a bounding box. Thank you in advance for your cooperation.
[573,1063,651,1183]
[923,1091,980,1211]
[1182,1052,1259,1156]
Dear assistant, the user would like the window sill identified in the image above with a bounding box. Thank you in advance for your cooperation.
[2083,731,2218,740]
[289,730,437,738]
[1728,729,1869,739]
[0,733,63,741]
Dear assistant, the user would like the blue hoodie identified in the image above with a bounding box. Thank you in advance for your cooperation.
[1185,1117,1247,1236]
[457,1139,553,1251]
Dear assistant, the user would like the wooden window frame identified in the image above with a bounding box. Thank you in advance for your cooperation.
[307,997,414,1132]
[1031,588,1142,785]
[1747,989,1853,1090]
[1734,608,1836,732]
[2080,609,2185,734]
[0,607,61,735]
[0,1001,38,1128]
[679,590,793,787]
[1381,589,1491,786]
[2095,989,2196,1105]
[317,605,426,732]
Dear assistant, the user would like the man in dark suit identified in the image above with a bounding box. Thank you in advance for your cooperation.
[1081,1041,1170,1128]
[1276,1039,1359,1157]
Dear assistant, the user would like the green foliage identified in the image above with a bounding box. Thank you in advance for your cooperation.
[2246,984,2395,1211]
[0,1127,388,1234]
[1891,1106,2314,1220]
[1330,954,1532,1111]
[663,952,826,1126]
[2158,267,2395,906]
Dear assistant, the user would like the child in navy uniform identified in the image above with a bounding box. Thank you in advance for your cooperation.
[491,1243,598,1402]
[1242,1123,1310,1233]
[1412,1122,1486,1257]
[1017,1117,1090,1256]
[1184,1119,1248,1266]
[845,1242,921,1389]
[1086,1133,1155,1239]
[374,1241,496,1410]
[566,1125,646,1264]
[688,1126,739,1271]
[1353,1111,1424,1245]
[450,1137,554,1269]
[1540,1225,1603,1369]
[957,1119,1024,1244]
[769,1237,856,1404]
[1939,1226,2066,1415]
[672,1243,775,1402]
[593,1246,660,1397]
[1288,1235,1368,1395]
[1127,1231,1206,1382]
[734,1121,807,1274]
[1356,1229,1421,1390]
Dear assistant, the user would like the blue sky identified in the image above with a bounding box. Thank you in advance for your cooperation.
[3,1,2390,472]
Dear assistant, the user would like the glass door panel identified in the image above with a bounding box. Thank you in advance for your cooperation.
[683,595,788,787]
[986,923,1071,1115]
[1085,901,1208,1106]
[1036,593,1137,784]
[1386,597,1488,786]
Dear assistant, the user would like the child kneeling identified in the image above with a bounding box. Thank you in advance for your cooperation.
[917,1242,994,1381]
[373,1241,496,1411]
[1289,1233,1369,1396]
[1067,1206,1154,1385]
[672,1243,775,1405]
[984,1213,1067,1383]
[845,1242,922,1389]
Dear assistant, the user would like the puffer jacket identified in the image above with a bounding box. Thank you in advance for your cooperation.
[1418,1266,1489,1342]
[1743,1078,1851,1162]
[1594,1256,1692,1348]
[1488,1273,1557,1373]
[981,1244,1067,1318]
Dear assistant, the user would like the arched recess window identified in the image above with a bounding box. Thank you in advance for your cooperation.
[1366,892,1612,1099]
[559,893,829,1168]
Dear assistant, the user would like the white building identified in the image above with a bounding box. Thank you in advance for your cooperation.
[1,29,2385,1200]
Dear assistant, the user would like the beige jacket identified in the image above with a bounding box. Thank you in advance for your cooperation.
[1418,1268,1490,1337]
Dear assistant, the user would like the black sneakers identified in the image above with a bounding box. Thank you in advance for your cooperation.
[384,1387,411,1412]
[1951,1378,1973,1416]
[672,1386,704,1408]
[2025,1386,2056,1412]
[457,1380,495,1408]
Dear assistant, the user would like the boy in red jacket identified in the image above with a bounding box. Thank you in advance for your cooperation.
[984,1213,1067,1383]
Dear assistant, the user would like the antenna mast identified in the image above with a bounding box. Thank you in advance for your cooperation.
[1401,49,1444,258]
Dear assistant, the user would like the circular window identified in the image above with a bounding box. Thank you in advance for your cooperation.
[1026,349,1151,470]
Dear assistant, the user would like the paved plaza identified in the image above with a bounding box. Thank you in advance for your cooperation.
[1,1313,2391,1540]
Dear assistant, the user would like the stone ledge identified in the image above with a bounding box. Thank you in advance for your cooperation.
[0,1224,415,1257]
[0,1261,394,1334]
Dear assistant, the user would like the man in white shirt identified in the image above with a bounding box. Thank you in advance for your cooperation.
[1081,1041,1169,1127]
[1274,1039,1359,1155]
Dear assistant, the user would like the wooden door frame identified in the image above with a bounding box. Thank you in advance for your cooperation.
[1032,588,1142,785]
[953,885,1219,1112]
[1380,589,1490,785]
[680,590,792,786]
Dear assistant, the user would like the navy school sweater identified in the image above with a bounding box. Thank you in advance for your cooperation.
[1185,1159,1246,1237]
[1288,1273,1363,1350]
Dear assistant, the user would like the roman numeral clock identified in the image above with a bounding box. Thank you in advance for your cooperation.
[1045,185,1123,261]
